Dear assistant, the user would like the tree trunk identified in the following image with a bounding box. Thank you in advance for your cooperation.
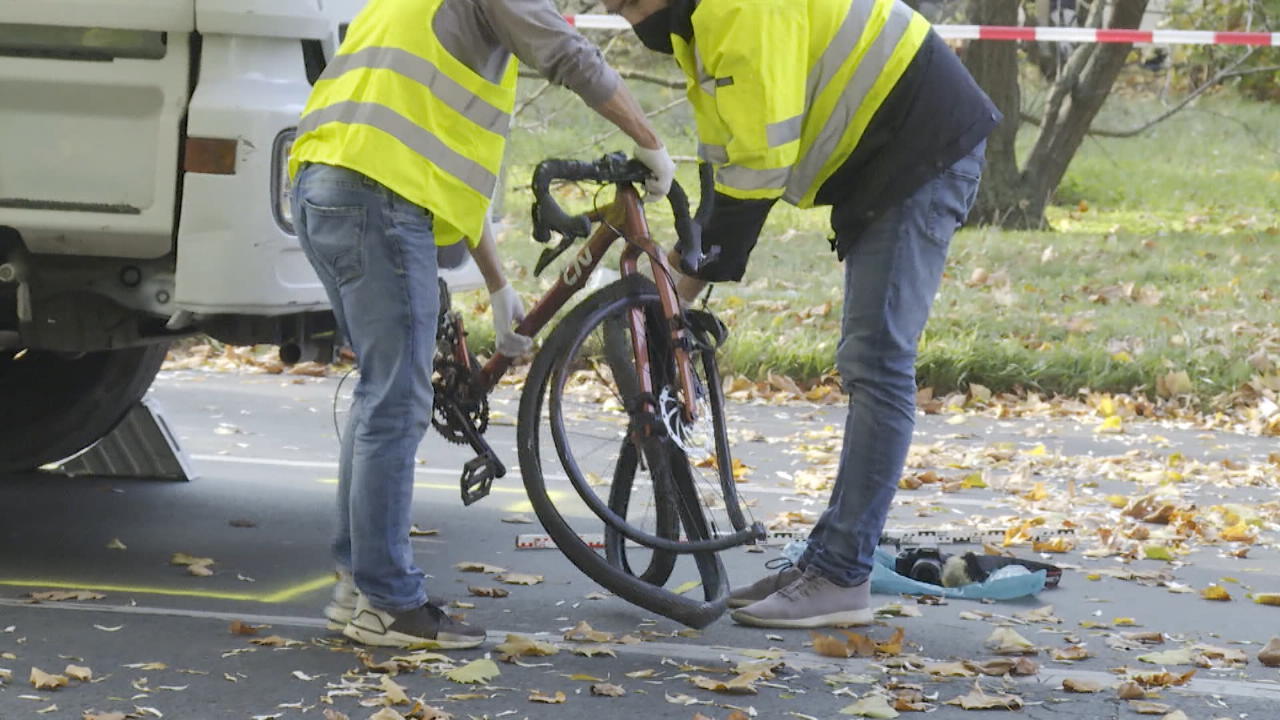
[963,0,1151,229]
[963,0,1028,227]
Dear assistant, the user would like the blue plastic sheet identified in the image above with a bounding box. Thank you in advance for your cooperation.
[782,542,1047,601]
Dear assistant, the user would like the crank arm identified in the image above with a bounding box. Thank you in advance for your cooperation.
[441,400,506,505]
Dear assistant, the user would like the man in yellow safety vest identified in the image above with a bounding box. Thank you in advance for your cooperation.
[290,0,675,649]
[607,0,1000,628]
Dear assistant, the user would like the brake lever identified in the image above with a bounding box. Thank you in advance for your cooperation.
[533,234,575,277]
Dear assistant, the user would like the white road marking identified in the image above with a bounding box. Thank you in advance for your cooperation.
[189,454,1001,507]
[5,598,1280,701]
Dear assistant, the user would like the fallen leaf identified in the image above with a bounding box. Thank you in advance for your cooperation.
[495,634,559,661]
[321,710,350,720]
[454,561,505,574]
[1258,637,1280,667]
[563,620,613,643]
[28,590,105,602]
[528,690,566,704]
[839,694,900,718]
[1115,681,1147,699]
[963,658,1039,676]
[945,685,1024,710]
[923,662,975,677]
[228,620,261,636]
[408,525,439,536]
[690,671,762,694]
[467,586,509,598]
[106,538,127,551]
[1062,677,1104,693]
[1051,645,1091,661]
[64,664,92,682]
[664,692,709,706]
[1130,669,1196,687]
[985,627,1037,655]
[496,572,543,586]
[445,658,500,684]
[571,645,616,658]
[811,631,853,658]
[170,552,213,567]
[625,669,658,679]
[1201,585,1232,601]
[1137,647,1196,666]
[83,712,128,720]
[367,709,407,720]
[29,667,68,690]
[1252,593,1280,606]
[380,675,411,705]
[1129,700,1174,714]
[500,515,533,524]
[590,683,626,697]
[250,636,302,648]
[1159,712,1190,720]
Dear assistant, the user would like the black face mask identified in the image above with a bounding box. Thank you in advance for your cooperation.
[633,8,674,54]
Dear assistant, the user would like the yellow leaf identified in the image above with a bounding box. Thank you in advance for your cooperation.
[380,674,411,705]
[63,665,92,682]
[811,631,852,658]
[590,683,626,697]
[1098,396,1117,417]
[690,671,762,694]
[1114,617,1139,627]
[1143,545,1175,562]
[961,473,987,489]
[528,689,566,704]
[1137,647,1196,665]
[945,687,1024,710]
[1129,700,1174,715]
[1220,523,1257,544]
[1094,415,1124,434]
[673,580,702,595]
[494,634,559,661]
[445,658,500,684]
[839,694,900,718]
[29,668,69,690]
[1062,677,1104,693]
[563,620,613,643]
[1253,593,1280,606]
[985,627,1038,655]
[454,561,506,574]
[1025,444,1047,456]
[1033,537,1074,553]
[571,645,616,657]
[1201,585,1232,601]
[1112,351,1134,364]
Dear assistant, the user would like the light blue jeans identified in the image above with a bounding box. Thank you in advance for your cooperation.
[293,163,438,612]
[800,144,985,587]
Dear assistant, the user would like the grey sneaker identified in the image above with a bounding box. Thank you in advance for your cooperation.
[727,562,803,609]
[343,594,486,649]
[730,566,873,628]
[324,570,358,631]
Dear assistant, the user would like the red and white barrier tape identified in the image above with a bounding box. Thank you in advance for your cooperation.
[566,14,1280,47]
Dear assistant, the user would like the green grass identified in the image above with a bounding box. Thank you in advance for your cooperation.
[461,82,1280,404]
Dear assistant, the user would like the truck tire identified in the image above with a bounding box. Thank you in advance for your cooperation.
[0,343,169,475]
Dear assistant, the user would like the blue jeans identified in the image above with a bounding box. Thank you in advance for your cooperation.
[293,163,439,612]
[800,144,985,586]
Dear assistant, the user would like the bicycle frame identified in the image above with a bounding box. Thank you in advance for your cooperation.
[473,184,700,427]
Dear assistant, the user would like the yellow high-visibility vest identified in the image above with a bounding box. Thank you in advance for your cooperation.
[289,0,518,246]
[673,0,929,207]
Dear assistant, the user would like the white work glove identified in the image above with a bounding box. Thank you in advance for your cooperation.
[490,283,533,358]
[633,142,676,203]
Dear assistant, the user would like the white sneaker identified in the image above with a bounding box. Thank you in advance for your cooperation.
[323,570,358,631]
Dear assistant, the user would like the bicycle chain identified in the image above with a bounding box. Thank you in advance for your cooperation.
[431,309,489,445]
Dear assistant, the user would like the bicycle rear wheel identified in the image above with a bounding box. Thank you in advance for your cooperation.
[517,275,754,627]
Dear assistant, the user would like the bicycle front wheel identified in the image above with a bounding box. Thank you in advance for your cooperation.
[517,275,752,626]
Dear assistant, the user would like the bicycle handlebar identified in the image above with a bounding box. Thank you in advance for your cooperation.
[531,152,716,275]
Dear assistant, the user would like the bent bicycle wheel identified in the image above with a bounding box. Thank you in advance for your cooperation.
[517,274,750,627]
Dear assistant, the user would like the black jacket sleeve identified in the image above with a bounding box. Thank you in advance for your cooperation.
[687,192,776,283]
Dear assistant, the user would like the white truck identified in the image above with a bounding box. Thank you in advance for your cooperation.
[0,0,482,473]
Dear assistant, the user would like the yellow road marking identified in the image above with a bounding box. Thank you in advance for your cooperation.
[0,574,336,604]
[315,477,567,509]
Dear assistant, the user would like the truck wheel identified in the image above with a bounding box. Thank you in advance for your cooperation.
[0,343,169,474]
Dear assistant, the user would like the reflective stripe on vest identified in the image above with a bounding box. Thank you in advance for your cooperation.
[784,0,922,205]
[321,46,511,136]
[297,101,498,198]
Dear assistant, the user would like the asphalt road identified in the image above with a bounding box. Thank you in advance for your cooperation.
[2,369,1278,719]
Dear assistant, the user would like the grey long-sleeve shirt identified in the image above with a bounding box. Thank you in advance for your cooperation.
[432,0,621,107]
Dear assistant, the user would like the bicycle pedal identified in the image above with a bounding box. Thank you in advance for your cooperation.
[460,454,505,506]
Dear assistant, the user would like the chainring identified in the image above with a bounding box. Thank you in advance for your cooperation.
[431,313,489,445]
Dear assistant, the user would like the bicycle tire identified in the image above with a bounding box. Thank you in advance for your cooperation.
[517,275,734,627]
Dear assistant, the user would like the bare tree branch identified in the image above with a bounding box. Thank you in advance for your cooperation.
[586,96,688,147]
[1019,49,1262,139]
